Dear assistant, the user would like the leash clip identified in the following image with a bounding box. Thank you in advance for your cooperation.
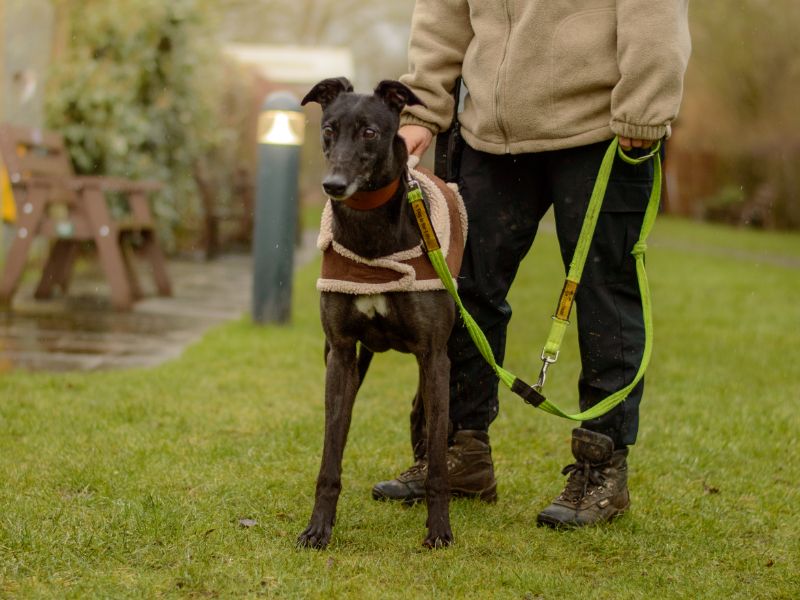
[406,176,424,204]
[534,351,559,391]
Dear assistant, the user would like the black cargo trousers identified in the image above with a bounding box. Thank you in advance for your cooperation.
[447,139,655,448]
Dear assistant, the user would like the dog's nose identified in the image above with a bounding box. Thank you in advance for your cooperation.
[322,175,349,199]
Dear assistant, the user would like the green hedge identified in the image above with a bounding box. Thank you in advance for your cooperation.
[681,0,800,229]
[46,0,231,249]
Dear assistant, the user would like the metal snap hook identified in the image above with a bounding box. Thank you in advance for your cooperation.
[534,351,559,391]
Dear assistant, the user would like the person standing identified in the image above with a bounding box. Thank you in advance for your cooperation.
[372,0,691,527]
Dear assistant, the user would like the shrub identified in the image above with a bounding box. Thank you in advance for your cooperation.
[46,0,232,249]
[673,0,800,229]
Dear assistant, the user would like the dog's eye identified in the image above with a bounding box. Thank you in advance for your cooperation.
[362,128,378,140]
[322,125,335,138]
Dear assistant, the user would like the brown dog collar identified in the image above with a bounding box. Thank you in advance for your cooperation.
[342,178,400,210]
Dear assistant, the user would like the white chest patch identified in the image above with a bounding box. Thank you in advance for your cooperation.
[354,294,389,319]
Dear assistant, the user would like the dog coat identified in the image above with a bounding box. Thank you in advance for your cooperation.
[317,160,467,295]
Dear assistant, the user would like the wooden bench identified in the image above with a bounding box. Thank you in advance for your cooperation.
[193,162,254,260]
[0,124,172,310]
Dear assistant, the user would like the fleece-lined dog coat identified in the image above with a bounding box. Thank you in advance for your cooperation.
[317,160,467,294]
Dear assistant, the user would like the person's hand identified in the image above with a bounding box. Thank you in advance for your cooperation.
[619,137,654,151]
[399,125,434,157]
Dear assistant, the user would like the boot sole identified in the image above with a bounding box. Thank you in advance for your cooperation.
[536,503,629,529]
[372,482,498,506]
[454,482,498,504]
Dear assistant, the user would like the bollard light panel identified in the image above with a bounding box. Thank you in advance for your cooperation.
[258,110,305,146]
[252,90,303,324]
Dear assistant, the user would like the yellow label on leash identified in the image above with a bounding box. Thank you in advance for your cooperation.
[1,166,16,223]
[410,198,441,252]
[556,279,578,321]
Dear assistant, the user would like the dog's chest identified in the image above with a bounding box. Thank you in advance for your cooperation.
[349,294,406,347]
[354,294,389,319]
[342,293,419,353]
[317,166,467,295]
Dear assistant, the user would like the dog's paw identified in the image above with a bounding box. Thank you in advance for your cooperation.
[422,528,454,549]
[296,522,332,550]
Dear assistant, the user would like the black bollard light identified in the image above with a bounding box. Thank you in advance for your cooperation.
[252,91,305,324]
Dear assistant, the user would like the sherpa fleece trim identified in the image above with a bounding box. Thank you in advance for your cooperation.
[317,159,467,295]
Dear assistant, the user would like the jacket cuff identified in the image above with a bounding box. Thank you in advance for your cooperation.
[399,113,441,136]
[610,120,670,141]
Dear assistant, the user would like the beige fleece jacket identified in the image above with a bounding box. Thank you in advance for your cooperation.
[400,0,691,154]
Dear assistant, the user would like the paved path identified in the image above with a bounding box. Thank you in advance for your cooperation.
[0,231,318,372]
[3,223,795,373]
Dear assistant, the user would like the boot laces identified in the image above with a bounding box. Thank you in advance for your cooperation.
[397,460,426,482]
[560,459,609,501]
[398,446,464,481]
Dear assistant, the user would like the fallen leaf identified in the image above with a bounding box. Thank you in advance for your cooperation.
[238,518,258,528]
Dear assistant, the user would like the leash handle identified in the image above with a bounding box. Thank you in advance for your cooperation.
[535,138,662,420]
[408,138,662,421]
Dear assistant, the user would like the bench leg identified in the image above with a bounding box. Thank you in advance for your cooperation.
[95,233,134,310]
[128,192,172,296]
[56,241,80,294]
[34,239,77,299]
[0,190,47,307]
[120,238,144,300]
[141,231,172,297]
[82,188,133,310]
[0,233,32,306]
[205,214,219,261]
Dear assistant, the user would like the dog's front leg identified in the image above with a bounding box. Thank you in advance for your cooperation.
[420,349,453,548]
[297,341,359,549]
[410,389,427,462]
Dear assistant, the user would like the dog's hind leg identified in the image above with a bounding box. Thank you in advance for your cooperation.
[410,390,426,462]
[297,341,360,549]
[419,349,454,548]
[356,343,373,391]
[329,341,372,391]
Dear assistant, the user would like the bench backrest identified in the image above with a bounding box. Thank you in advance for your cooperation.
[0,124,75,185]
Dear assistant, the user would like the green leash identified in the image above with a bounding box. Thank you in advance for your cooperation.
[407,136,662,421]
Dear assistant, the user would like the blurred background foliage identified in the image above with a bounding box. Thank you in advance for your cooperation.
[40,0,800,245]
[670,0,800,229]
[46,0,232,250]
[43,0,413,252]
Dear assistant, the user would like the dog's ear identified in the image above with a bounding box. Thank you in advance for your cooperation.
[373,80,426,113]
[301,77,354,109]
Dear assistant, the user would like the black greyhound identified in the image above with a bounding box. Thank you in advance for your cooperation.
[297,77,456,549]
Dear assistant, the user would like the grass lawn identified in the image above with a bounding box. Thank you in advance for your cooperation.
[1,215,798,598]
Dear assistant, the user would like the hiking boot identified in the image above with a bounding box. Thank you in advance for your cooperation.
[536,428,630,528]
[371,430,498,504]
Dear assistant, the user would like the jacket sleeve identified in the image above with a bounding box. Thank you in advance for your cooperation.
[611,0,692,140]
[399,0,474,135]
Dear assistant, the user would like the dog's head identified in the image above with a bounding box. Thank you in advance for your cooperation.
[302,77,424,200]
